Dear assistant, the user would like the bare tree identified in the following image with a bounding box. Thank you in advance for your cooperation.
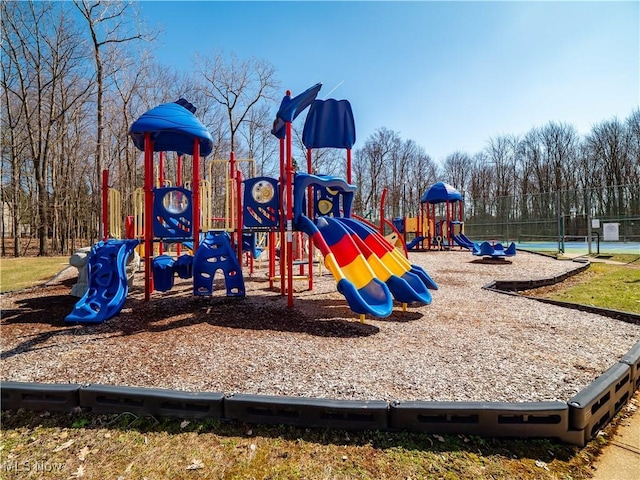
[74,0,153,237]
[2,1,92,255]
[196,51,279,157]
[406,147,438,217]
[352,127,400,217]
[441,151,472,193]
[585,117,631,216]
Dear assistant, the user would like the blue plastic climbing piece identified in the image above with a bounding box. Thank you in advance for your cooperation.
[192,232,245,297]
[175,254,193,279]
[152,255,175,292]
[65,239,139,324]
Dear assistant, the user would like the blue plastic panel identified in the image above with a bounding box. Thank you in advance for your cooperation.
[129,101,214,156]
[271,83,322,139]
[153,187,193,239]
[243,177,280,228]
[302,99,356,149]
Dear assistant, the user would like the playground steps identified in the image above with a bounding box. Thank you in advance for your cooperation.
[193,232,245,297]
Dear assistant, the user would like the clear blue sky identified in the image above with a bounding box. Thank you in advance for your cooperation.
[140,1,639,162]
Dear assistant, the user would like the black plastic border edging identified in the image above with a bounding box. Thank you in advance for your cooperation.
[2,260,639,447]
[1,382,80,411]
[2,343,639,448]
[224,394,389,431]
[483,258,640,325]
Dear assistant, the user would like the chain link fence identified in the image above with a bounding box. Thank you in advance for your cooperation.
[463,184,640,254]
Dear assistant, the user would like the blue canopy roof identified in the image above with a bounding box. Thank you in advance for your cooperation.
[129,100,213,156]
[271,83,322,139]
[302,99,356,149]
[420,182,463,204]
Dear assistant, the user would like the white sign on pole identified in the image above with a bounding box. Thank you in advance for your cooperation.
[591,219,600,229]
[602,223,619,241]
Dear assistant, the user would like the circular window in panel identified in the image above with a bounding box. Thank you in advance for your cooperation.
[163,189,189,214]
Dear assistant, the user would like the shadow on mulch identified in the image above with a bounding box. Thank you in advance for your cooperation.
[1,282,382,361]
[112,294,380,339]
[1,277,78,328]
[470,258,513,265]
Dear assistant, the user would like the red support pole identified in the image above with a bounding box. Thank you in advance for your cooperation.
[158,150,165,255]
[176,154,183,256]
[446,202,451,243]
[307,148,313,290]
[236,170,243,263]
[102,169,109,241]
[286,120,294,308]
[269,231,275,289]
[230,150,236,245]
[192,139,201,253]
[279,137,286,296]
[346,148,352,184]
[144,133,154,301]
[159,151,165,187]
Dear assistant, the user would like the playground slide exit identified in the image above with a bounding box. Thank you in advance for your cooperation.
[66,239,139,324]
[296,215,393,317]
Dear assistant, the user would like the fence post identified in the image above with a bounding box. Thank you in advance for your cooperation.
[556,192,564,253]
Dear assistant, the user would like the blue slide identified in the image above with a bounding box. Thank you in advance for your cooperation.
[406,236,426,250]
[66,239,139,324]
[338,217,438,291]
[452,233,474,249]
[296,215,393,317]
[335,218,433,304]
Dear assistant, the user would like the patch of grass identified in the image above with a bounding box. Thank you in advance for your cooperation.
[594,253,640,264]
[0,256,69,293]
[0,410,594,480]
[543,262,640,313]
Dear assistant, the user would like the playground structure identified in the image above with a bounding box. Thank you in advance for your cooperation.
[393,182,517,259]
[395,182,470,251]
[66,85,437,324]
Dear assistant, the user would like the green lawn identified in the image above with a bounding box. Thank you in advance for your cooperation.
[547,260,640,314]
[0,256,70,293]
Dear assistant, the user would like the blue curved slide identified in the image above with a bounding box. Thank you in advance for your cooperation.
[66,239,139,324]
[296,215,393,317]
[338,217,438,291]
[406,236,426,250]
[452,233,474,249]
[335,218,433,304]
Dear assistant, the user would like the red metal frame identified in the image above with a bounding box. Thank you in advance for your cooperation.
[285,120,294,307]
[143,133,154,301]
[102,169,109,241]
[192,139,200,252]
[306,147,314,290]
[236,170,243,262]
